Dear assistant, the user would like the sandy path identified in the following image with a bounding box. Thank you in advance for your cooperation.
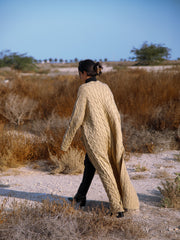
[0,150,180,239]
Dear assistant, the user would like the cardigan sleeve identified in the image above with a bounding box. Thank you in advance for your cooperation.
[61,86,87,151]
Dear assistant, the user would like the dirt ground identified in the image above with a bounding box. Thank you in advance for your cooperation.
[0,150,179,239]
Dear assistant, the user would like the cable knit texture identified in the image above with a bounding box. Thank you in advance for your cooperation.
[61,80,139,212]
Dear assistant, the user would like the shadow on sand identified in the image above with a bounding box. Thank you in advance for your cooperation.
[0,185,161,209]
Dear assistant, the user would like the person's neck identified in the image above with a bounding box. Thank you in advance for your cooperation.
[85,76,96,83]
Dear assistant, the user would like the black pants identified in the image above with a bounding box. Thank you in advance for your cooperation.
[75,153,96,198]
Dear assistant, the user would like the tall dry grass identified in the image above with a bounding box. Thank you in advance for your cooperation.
[0,67,179,169]
[1,68,179,130]
[0,130,49,171]
[102,69,180,130]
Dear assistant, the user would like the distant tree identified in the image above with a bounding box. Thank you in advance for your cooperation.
[104,58,108,62]
[130,42,171,65]
[54,58,57,63]
[74,58,78,63]
[44,59,47,63]
[49,58,53,63]
[0,50,36,71]
[59,59,63,63]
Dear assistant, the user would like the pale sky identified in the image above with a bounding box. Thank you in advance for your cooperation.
[0,0,180,61]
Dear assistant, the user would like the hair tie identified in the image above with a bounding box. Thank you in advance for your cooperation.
[94,62,103,75]
[97,63,103,75]
[97,65,100,75]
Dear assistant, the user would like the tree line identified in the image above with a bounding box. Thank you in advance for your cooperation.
[38,58,108,64]
[0,42,174,71]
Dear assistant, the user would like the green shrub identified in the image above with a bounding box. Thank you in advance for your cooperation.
[130,42,171,65]
[158,176,180,209]
[0,50,37,71]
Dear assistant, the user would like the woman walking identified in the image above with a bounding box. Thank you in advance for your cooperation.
[61,59,139,218]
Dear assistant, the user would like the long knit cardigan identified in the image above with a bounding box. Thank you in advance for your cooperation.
[61,80,139,213]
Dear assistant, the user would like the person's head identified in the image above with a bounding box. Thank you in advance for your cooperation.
[78,59,103,80]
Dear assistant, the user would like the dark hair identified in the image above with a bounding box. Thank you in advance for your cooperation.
[78,59,103,76]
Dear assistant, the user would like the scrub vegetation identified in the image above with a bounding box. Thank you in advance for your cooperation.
[0,62,179,239]
[0,64,179,171]
[158,176,180,209]
[0,50,37,71]
[0,199,147,240]
[130,42,171,65]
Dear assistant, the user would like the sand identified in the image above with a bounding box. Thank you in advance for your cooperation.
[0,150,179,239]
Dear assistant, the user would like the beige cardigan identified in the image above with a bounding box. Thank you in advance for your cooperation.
[61,81,139,212]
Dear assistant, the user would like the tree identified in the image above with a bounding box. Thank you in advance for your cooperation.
[0,50,36,71]
[130,42,171,65]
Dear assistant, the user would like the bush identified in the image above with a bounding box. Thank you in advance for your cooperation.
[0,50,37,71]
[50,147,85,175]
[158,176,180,209]
[0,93,38,125]
[130,42,171,65]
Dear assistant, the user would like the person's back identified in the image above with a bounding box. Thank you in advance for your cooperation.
[81,80,113,126]
[79,80,123,156]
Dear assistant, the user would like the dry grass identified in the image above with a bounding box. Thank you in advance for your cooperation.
[154,170,171,179]
[102,69,180,131]
[124,152,131,161]
[0,199,147,240]
[1,67,179,130]
[0,66,179,170]
[134,163,148,172]
[50,147,85,175]
[122,119,179,153]
[174,152,180,162]
[0,93,38,125]
[158,176,180,209]
[131,174,147,180]
[0,111,85,172]
[0,130,48,171]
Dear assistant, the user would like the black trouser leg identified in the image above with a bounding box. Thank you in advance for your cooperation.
[75,153,96,199]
